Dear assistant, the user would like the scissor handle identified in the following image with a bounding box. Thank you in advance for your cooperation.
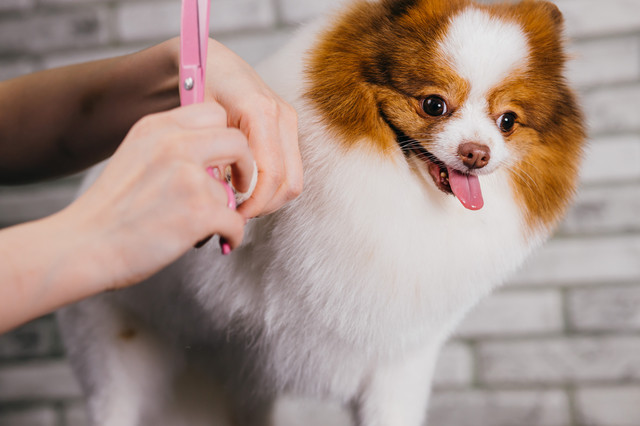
[180,0,210,106]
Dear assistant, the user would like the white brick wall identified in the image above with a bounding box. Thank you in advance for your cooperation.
[0,0,34,12]
[566,36,640,89]
[0,8,112,55]
[584,85,640,135]
[561,183,640,235]
[568,286,640,332]
[478,336,640,385]
[456,290,564,338]
[575,386,640,426]
[428,390,571,426]
[432,342,474,388]
[0,407,58,426]
[556,0,640,38]
[0,0,639,425]
[513,236,640,287]
[580,135,640,185]
[0,361,81,401]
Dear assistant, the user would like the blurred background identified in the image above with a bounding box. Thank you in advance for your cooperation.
[0,0,639,425]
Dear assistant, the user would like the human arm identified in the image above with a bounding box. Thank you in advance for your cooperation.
[0,39,181,184]
[0,38,303,218]
[0,103,254,333]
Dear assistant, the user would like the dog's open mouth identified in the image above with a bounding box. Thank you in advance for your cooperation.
[411,147,485,211]
[386,117,484,211]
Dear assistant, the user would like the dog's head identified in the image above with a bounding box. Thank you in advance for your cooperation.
[306,0,586,230]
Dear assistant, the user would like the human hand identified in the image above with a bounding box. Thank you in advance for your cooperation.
[62,102,254,291]
[203,39,303,218]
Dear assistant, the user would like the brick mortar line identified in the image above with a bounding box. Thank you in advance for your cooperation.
[212,24,297,39]
[270,0,286,27]
[0,354,68,363]
[0,400,73,412]
[53,401,66,426]
[544,230,640,241]
[502,277,640,290]
[566,384,579,426]
[432,382,640,392]
[501,282,640,297]
[1,3,111,18]
[0,356,70,369]
[105,2,119,47]
[553,229,640,241]
[455,331,640,345]
[580,80,640,95]
[473,379,640,390]
[569,31,640,44]
[561,287,572,334]
[582,130,640,142]
[575,78,640,93]
[569,29,640,44]
[576,177,640,189]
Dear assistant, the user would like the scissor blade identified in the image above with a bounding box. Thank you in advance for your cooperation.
[198,0,211,71]
[181,0,201,69]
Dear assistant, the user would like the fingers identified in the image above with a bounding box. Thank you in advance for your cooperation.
[235,97,303,218]
[200,43,303,218]
[138,104,255,189]
[181,127,255,191]
[259,103,303,215]
[191,171,245,250]
[136,103,252,250]
[168,102,229,130]
[145,91,303,220]
[183,127,252,169]
[205,202,245,250]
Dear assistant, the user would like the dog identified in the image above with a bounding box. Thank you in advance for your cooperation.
[58,0,586,424]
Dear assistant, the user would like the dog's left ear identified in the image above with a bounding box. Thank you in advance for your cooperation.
[528,0,565,31]
[539,1,564,27]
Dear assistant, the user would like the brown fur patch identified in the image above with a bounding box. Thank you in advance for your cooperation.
[119,328,137,341]
[306,0,586,232]
[485,1,586,231]
[306,0,471,151]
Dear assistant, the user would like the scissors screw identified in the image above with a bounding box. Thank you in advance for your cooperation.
[184,77,194,91]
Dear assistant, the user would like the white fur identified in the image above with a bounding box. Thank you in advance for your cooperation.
[434,8,530,173]
[58,6,550,426]
[440,8,529,98]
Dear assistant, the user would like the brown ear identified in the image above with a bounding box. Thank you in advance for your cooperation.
[530,0,565,31]
[380,0,422,18]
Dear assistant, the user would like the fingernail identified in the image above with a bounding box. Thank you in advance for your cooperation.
[222,182,236,210]
[218,181,236,255]
[220,239,232,255]
[208,166,221,180]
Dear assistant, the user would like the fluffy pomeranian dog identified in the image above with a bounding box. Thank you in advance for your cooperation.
[59,0,586,425]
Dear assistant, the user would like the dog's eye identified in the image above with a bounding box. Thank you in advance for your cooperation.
[497,112,517,133]
[421,96,448,117]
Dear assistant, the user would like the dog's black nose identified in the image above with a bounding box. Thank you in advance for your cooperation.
[458,143,491,169]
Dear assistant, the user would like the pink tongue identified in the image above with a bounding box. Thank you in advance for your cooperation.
[447,167,484,210]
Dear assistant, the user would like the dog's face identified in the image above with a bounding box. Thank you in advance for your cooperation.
[307,0,586,229]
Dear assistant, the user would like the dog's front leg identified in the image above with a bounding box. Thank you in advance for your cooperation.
[350,343,440,426]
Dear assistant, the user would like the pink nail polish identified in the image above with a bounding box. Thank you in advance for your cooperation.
[219,181,236,256]
[221,241,232,255]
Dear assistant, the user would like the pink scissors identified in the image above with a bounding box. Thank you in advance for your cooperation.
[180,0,236,255]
